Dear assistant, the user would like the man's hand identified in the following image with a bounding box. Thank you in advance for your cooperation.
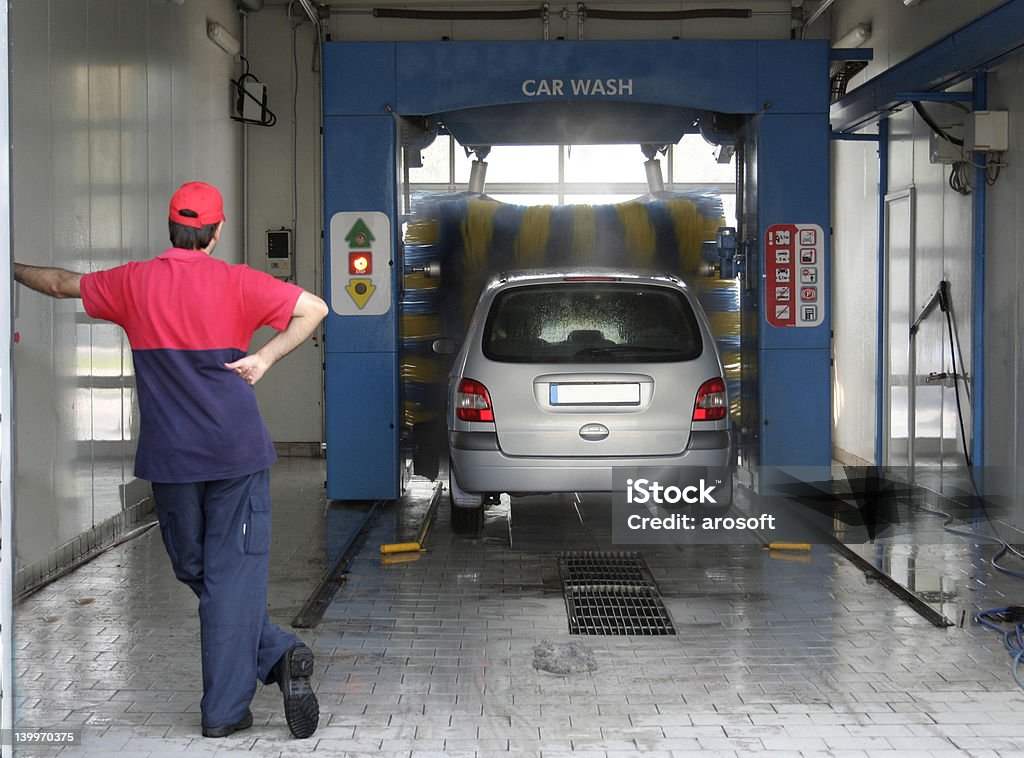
[225,291,328,385]
[225,353,272,385]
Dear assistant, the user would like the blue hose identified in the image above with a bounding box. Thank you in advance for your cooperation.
[975,606,1024,689]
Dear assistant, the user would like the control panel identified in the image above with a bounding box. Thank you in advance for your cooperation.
[266,228,293,279]
[329,211,392,316]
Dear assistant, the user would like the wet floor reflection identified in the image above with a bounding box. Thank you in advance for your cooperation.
[823,467,1024,625]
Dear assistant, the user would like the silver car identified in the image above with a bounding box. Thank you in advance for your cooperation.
[443,269,732,522]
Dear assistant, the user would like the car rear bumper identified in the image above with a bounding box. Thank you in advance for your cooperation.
[450,430,731,493]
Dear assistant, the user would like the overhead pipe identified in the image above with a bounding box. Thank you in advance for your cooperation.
[373,7,545,20]
[373,5,750,23]
[296,0,320,22]
[584,7,751,21]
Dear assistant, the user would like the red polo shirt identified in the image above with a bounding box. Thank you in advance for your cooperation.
[80,248,303,483]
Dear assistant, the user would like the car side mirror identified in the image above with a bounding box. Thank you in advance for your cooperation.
[432,338,458,355]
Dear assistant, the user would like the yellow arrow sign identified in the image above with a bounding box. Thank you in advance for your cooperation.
[345,278,376,309]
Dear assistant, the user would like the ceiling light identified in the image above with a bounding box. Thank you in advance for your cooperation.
[835,22,871,48]
[207,22,240,57]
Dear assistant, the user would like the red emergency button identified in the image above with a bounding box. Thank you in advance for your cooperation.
[349,252,372,275]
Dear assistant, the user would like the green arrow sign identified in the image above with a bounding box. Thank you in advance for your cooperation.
[345,218,375,248]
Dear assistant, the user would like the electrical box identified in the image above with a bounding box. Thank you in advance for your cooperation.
[965,110,1009,152]
[266,229,292,279]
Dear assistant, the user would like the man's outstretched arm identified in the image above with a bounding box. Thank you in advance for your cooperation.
[13,263,83,299]
[226,291,329,385]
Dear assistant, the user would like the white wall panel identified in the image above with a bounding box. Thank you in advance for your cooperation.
[11,0,243,579]
[10,0,58,564]
[145,5,175,256]
[831,138,878,464]
[246,10,325,444]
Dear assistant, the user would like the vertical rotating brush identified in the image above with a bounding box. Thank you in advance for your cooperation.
[402,211,444,479]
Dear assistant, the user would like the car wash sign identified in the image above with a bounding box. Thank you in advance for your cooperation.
[521,78,634,97]
[765,223,824,328]
[330,211,392,316]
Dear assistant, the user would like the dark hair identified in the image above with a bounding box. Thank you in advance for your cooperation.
[168,213,220,250]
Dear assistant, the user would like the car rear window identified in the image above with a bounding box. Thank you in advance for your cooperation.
[482,282,704,363]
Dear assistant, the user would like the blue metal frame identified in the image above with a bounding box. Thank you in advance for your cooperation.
[971,72,987,471]
[831,0,1024,133]
[876,119,889,468]
[322,39,833,500]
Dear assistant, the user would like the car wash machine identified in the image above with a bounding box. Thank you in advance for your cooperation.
[319,39,834,501]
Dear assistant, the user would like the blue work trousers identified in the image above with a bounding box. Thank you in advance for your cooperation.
[152,470,300,729]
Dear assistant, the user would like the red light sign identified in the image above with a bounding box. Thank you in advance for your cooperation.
[348,252,372,275]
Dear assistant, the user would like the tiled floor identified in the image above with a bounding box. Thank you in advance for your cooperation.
[13,458,1024,756]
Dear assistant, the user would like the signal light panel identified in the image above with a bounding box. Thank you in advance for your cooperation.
[329,211,392,316]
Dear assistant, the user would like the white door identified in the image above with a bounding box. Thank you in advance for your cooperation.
[884,188,915,472]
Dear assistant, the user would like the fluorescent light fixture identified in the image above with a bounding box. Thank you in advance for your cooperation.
[835,22,871,48]
[207,22,240,56]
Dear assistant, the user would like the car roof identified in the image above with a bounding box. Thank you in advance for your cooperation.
[484,267,690,292]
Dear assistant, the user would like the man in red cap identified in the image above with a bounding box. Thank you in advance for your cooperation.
[13,181,328,739]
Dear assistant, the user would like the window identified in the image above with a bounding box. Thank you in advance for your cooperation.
[407,134,736,223]
[483,282,703,364]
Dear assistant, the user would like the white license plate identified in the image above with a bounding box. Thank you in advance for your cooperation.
[549,383,641,406]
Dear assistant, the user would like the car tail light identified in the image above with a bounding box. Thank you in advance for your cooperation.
[456,378,494,422]
[693,377,727,421]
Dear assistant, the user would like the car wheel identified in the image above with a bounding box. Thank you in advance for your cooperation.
[449,464,483,532]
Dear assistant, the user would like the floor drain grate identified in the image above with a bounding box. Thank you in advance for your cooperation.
[558,551,675,635]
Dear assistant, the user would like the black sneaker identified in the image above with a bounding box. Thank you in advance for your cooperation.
[202,707,253,738]
[273,643,319,738]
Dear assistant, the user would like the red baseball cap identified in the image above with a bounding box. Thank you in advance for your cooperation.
[169,181,225,228]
